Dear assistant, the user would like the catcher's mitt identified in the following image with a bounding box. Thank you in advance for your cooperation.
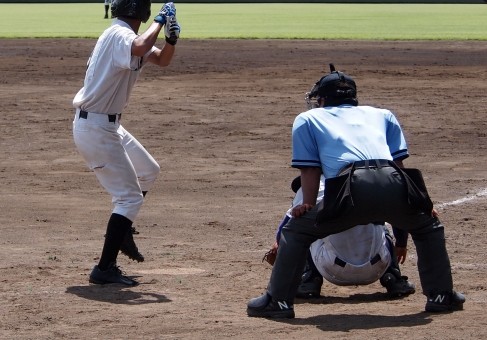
[262,242,278,266]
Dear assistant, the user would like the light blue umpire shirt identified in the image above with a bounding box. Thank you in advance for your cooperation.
[291,105,409,179]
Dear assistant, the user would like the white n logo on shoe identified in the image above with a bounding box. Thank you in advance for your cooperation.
[277,301,289,310]
[434,295,446,303]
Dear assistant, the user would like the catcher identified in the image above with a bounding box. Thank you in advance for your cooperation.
[263,175,415,299]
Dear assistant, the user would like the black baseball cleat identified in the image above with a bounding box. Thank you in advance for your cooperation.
[296,254,323,298]
[89,263,138,286]
[425,291,465,312]
[247,293,295,318]
[381,273,416,298]
[296,275,323,298]
[120,231,144,262]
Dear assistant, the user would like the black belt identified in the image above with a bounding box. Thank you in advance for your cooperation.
[79,110,118,123]
[353,159,393,169]
[340,159,393,175]
[334,254,382,268]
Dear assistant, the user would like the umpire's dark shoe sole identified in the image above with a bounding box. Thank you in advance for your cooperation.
[247,293,295,319]
[425,291,465,312]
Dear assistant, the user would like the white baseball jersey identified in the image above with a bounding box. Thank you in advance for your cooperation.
[289,176,392,286]
[72,19,160,222]
[73,19,155,114]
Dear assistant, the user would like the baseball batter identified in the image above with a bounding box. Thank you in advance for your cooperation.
[72,1,180,285]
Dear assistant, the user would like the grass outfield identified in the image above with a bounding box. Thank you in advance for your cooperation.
[0,3,486,39]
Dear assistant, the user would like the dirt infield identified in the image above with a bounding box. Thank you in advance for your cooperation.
[0,38,486,339]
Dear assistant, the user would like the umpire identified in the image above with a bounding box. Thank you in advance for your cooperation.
[247,64,465,318]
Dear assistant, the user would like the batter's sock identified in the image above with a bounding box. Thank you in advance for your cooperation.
[98,213,133,271]
[129,191,147,235]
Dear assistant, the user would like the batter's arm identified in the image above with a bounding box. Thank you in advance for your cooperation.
[132,22,164,57]
[146,43,175,67]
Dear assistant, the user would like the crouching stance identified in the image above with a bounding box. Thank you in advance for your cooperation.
[264,175,415,299]
[248,64,465,318]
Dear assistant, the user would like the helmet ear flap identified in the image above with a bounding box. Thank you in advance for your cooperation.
[308,81,320,99]
[305,82,322,109]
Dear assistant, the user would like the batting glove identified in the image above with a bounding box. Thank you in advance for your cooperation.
[164,16,181,46]
[154,2,177,25]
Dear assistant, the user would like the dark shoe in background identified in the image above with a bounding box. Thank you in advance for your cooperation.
[296,253,323,298]
[296,275,323,298]
[381,273,416,297]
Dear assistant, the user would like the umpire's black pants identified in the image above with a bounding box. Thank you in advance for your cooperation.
[267,165,453,302]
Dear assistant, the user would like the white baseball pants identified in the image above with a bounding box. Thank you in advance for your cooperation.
[73,110,160,222]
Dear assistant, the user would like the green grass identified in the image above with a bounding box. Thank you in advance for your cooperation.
[0,3,486,39]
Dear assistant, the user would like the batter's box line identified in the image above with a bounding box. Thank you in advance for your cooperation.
[436,187,487,210]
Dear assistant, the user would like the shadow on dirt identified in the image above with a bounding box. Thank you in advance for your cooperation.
[66,285,171,305]
[286,292,433,331]
[276,312,432,331]
[295,292,401,305]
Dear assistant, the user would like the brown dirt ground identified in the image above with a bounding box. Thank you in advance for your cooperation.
[0,38,486,339]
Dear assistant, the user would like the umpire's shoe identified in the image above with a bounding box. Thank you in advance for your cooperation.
[381,273,416,298]
[247,293,294,318]
[89,263,138,286]
[425,291,465,312]
[120,231,144,262]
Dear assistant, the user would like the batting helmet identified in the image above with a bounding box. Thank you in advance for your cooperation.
[305,64,358,109]
[111,0,152,23]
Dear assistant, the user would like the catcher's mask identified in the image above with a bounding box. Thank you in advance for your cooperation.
[305,64,358,109]
[111,0,152,23]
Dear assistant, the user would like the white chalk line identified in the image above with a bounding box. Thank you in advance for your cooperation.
[436,187,487,210]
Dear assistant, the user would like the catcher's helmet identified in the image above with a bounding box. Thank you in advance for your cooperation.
[111,0,152,23]
[305,64,358,109]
